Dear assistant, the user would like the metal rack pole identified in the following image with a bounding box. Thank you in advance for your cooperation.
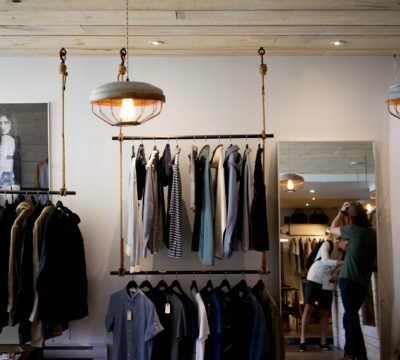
[110,269,270,276]
[0,190,76,195]
[111,133,274,141]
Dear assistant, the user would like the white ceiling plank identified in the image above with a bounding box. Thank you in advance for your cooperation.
[1,0,400,11]
[1,10,400,26]
[2,24,400,37]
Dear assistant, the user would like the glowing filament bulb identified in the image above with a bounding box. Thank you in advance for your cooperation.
[120,98,136,122]
[287,179,295,192]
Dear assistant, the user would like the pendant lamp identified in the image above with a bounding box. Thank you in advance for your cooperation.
[279,173,305,192]
[387,55,400,120]
[279,143,304,192]
[90,1,165,126]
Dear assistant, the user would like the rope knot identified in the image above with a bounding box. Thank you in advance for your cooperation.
[259,64,267,76]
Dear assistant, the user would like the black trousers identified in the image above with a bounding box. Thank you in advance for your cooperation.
[339,278,368,359]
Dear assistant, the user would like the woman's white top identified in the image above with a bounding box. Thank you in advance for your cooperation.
[307,241,340,284]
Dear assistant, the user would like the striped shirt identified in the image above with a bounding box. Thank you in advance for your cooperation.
[168,146,183,258]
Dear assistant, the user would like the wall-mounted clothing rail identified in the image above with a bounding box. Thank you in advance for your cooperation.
[112,133,274,141]
[0,189,76,196]
[288,234,329,237]
[110,269,270,276]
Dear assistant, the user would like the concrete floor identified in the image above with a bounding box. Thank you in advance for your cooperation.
[286,344,344,359]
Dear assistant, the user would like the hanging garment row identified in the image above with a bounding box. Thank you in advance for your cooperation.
[288,237,331,276]
[0,196,88,346]
[125,141,269,272]
[106,275,284,360]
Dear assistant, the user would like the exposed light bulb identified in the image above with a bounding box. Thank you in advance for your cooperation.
[287,179,295,192]
[120,98,136,122]
[306,203,310,207]
[366,203,373,213]
[312,197,316,201]
[310,189,315,193]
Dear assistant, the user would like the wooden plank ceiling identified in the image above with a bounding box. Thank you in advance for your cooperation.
[1,0,400,56]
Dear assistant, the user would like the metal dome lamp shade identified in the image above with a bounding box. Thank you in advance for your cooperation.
[387,55,400,120]
[279,173,305,192]
[90,48,165,126]
[279,143,304,192]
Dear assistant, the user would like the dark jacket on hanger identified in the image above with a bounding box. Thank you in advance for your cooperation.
[0,202,19,332]
[191,148,204,251]
[15,202,44,344]
[136,144,147,201]
[36,205,88,324]
[250,146,269,251]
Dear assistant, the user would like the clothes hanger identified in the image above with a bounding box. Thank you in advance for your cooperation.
[205,273,213,292]
[217,273,232,293]
[126,278,138,293]
[169,273,186,296]
[139,273,153,292]
[155,274,168,291]
[190,273,198,293]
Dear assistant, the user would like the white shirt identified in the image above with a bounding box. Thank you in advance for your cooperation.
[192,291,210,360]
[307,241,340,284]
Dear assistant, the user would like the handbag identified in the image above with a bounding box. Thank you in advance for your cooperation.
[309,208,329,224]
[290,209,308,224]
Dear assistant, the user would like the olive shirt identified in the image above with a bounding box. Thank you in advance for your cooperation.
[339,225,377,287]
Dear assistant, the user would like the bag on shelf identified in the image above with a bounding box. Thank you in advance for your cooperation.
[290,209,308,224]
[309,208,329,224]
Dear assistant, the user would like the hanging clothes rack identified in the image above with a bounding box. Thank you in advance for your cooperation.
[110,269,270,276]
[112,133,274,141]
[110,48,270,276]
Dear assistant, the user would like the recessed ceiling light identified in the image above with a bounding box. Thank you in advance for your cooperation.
[312,197,316,201]
[148,40,164,46]
[330,40,346,46]
[310,189,315,193]
[350,161,364,166]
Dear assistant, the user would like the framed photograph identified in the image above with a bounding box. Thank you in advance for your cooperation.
[0,103,49,190]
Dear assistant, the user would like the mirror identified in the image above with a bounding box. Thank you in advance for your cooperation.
[278,141,377,344]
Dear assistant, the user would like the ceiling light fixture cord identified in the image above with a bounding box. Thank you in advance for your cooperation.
[59,48,68,196]
[118,127,125,276]
[126,0,129,81]
[394,54,399,84]
[258,47,268,275]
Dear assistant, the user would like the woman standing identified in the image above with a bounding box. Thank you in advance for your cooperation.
[330,202,377,360]
[0,114,17,188]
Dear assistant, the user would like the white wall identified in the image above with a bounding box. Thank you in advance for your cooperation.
[0,55,395,357]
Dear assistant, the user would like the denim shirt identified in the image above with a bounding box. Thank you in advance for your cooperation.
[105,288,164,360]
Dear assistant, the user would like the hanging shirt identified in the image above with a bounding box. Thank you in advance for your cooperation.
[106,288,164,360]
[30,205,55,347]
[237,146,254,251]
[143,149,164,257]
[8,200,33,324]
[223,145,242,259]
[168,146,183,258]
[0,201,19,332]
[198,145,215,265]
[160,144,173,248]
[192,147,205,252]
[126,154,143,273]
[189,145,198,211]
[191,290,210,360]
[210,144,226,259]
[136,144,147,201]
[250,146,269,251]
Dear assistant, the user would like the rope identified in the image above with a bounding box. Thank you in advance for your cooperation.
[59,48,68,196]
[258,47,268,274]
[118,48,127,82]
[118,128,125,276]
